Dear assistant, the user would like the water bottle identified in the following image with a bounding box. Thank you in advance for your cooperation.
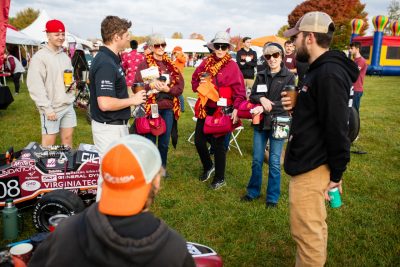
[2,199,19,240]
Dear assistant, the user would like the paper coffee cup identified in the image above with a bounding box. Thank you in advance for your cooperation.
[10,243,33,264]
[284,85,298,109]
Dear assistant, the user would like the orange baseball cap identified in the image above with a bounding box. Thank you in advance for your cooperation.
[173,46,183,52]
[98,135,162,216]
[45,19,65,33]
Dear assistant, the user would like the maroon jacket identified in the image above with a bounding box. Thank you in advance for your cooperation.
[191,58,246,109]
[135,58,184,110]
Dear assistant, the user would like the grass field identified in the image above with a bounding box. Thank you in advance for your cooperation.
[1,69,399,266]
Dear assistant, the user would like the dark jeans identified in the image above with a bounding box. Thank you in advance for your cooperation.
[353,91,363,113]
[12,72,22,93]
[145,109,174,168]
[195,118,227,181]
[178,94,185,112]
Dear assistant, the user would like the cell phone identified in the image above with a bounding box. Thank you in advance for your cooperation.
[151,104,159,118]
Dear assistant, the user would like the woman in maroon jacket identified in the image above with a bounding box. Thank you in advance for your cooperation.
[135,33,184,177]
[191,31,246,190]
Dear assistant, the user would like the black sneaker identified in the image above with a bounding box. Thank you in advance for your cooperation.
[210,179,226,190]
[199,165,215,182]
[266,202,278,208]
[240,195,257,202]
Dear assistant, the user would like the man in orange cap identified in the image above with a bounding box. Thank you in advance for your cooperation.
[27,19,76,147]
[29,134,196,267]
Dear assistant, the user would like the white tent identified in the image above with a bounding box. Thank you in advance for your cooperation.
[138,38,209,53]
[21,10,93,49]
[6,27,41,45]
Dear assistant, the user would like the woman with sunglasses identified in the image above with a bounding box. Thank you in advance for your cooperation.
[241,43,295,207]
[134,33,184,177]
[191,31,246,190]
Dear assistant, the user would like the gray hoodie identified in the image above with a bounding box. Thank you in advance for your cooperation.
[27,45,74,114]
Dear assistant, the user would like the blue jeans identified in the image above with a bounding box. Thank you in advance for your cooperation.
[353,91,363,113]
[246,128,284,203]
[146,109,173,168]
[178,95,185,112]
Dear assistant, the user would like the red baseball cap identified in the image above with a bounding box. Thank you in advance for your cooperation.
[45,20,65,33]
[99,135,162,216]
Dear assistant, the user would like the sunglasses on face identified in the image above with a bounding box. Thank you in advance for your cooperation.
[213,43,229,51]
[153,43,167,49]
[264,52,280,60]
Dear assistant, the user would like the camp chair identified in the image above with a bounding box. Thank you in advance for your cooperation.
[186,96,244,156]
[186,97,198,144]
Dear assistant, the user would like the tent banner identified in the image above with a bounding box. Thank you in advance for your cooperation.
[0,0,11,67]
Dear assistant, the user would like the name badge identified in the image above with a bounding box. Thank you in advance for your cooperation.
[257,84,268,93]
[286,58,293,63]
[217,98,227,107]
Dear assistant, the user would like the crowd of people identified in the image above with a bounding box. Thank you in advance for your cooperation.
[21,11,363,266]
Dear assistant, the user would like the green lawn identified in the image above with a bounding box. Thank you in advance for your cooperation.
[1,69,400,266]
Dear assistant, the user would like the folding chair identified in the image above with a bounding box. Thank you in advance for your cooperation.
[186,97,198,144]
[229,125,244,156]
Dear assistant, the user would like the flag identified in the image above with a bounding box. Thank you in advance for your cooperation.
[226,28,231,34]
[0,0,11,67]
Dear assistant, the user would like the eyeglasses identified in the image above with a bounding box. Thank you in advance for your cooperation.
[153,43,167,49]
[264,52,280,60]
[213,43,229,51]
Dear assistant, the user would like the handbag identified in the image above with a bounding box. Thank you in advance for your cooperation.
[135,117,151,134]
[149,116,166,136]
[271,116,291,140]
[203,108,232,135]
[237,100,260,119]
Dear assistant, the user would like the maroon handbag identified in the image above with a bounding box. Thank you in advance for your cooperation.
[149,117,167,136]
[237,100,260,119]
[135,117,151,134]
[203,108,232,135]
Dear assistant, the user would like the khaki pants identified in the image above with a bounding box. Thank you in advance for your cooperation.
[289,164,330,267]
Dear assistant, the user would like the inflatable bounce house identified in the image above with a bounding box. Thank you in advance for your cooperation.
[350,16,400,76]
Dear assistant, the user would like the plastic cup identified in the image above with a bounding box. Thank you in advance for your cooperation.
[48,214,69,232]
[10,243,33,264]
[284,85,298,109]
[252,113,261,125]
[132,82,145,94]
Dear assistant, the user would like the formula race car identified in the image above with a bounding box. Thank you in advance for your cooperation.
[0,142,100,232]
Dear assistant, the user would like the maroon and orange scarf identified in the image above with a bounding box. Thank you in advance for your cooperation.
[145,53,182,120]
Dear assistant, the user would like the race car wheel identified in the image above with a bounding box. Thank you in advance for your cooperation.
[33,189,85,232]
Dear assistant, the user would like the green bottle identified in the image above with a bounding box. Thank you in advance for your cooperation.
[2,199,19,240]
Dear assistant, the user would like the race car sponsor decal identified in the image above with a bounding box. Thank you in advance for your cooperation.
[21,180,41,192]
[41,174,57,183]
[46,158,56,168]
[81,152,100,164]
[21,153,31,158]
[43,179,97,189]
[0,166,36,177]
[11,160,35,168]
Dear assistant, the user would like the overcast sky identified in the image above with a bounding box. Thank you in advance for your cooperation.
[9,0,391,41]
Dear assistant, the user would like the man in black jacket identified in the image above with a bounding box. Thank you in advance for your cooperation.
[282,12,359,267]
[236,37,257,97]
[29,135,195,267]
